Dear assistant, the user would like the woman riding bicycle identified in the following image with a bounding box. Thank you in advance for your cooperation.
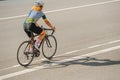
[23,0,55,53]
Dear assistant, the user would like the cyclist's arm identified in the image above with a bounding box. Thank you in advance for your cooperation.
[42,15,55,30]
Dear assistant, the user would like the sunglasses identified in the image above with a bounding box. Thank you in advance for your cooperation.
[40,6,43,8]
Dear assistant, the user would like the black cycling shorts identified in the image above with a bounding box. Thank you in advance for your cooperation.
[24,23,43,38]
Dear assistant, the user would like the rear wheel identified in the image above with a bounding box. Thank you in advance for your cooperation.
[17,41,34,67]
[42,35,57,60]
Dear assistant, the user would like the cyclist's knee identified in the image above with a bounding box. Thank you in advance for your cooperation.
[41,30,46,36]
[38,30,45,40]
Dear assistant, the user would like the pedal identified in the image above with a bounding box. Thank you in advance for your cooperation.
[34,49,40,57]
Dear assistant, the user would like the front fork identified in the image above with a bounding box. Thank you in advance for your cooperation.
[45,36,52,48]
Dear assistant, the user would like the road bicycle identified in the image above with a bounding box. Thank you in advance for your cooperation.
[17,26,57,67]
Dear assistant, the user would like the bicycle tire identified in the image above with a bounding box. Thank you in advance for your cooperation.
[42,35,57,60]
[17,41,34,67]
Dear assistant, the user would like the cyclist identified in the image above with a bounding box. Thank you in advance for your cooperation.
[23,0,55,53]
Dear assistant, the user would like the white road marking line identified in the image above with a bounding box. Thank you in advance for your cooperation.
[0,15,26,20]
[0,45,120,80]
[108,40,120,44]
[88,40,120,49]
[63,50,80,55]
[0,39,120,72]
[51,46,120,65]
[56,45,120,65]
[0,0,120,20]
[45,0,120,13]
[0,65,20,72]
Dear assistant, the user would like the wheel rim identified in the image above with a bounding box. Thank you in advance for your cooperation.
[42,35,57,59]
[17,41,34,66]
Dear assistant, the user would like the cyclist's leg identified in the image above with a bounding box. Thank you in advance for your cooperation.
[30,23,46,46]
[38,30,46,41]
[35,30,45,49]
[23,25,32,38]
[24,23,33,53]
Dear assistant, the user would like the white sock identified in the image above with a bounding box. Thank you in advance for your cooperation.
[35,39,41,46]
[29,48,33,53]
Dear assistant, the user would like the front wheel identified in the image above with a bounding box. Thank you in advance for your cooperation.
[17,41,34,67]
[42,35,57,60]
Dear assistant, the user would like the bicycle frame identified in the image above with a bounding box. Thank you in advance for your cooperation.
[29,27,54,49]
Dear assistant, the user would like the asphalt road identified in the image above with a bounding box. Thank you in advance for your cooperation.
[0,0,120,80]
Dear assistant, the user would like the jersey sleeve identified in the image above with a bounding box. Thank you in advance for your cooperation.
[27,10,32,17]
[42,15,47,21]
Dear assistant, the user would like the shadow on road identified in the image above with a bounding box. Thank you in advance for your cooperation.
[59,57,120,67]
[28,55,120,69]
[42,57,120,69]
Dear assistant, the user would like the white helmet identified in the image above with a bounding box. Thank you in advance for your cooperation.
[34,1,44,6]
